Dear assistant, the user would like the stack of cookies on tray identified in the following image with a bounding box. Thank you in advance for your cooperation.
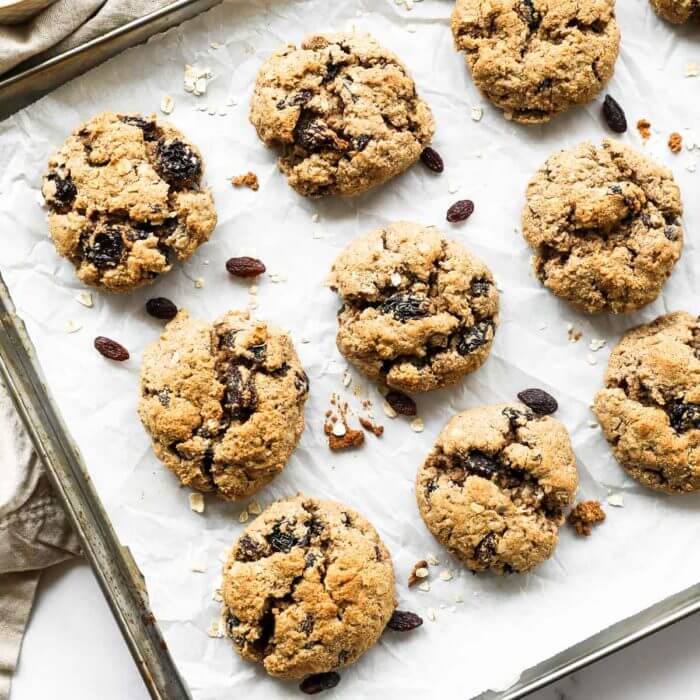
[39,1,699,694]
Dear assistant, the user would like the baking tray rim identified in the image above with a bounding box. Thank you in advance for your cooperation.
[1,1,699,697]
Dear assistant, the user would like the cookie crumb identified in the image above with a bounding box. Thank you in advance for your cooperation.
[329,428,364,451]
[408,559,429,587]
[668,132,683,153]
[189,492,205,513]
[231,171,259,191]
[568,500,606,536]
[567,325,582,343]
[194,277,204,289]
[637,118,651,141]
[359,416,384,437]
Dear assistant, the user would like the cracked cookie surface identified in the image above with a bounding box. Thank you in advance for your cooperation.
[327,221,499,393]
[451,0,620,123]
[416,404,578,574]
[249,32,434,197]
[523,139,683,314]
[138,309,309,500]
[221,495,395,679]
[650,0,698,23]
[42,111,217,292]
[594,312,700,494]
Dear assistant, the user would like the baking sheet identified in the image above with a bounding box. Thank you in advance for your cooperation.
[1,0,700,697]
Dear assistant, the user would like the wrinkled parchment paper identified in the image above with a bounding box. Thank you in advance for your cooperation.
[2,1,700,697]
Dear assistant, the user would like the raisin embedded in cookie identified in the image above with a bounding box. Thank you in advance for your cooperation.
[249,33,435,197]
[523,139,683,314]
[138,309,309,500]
[650,0,698,23]
[221,495,395,679]
[327,222,499,393]
[594,312,700,494]
[451,0,620,123]
[42,112,217,292]
[416,404,579,574]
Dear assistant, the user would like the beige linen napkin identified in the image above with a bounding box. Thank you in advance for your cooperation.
[0,0,174,77]
[0,381,80,700]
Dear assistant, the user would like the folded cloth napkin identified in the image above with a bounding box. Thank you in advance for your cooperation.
[0,381,80,700]
[0,0,174,77]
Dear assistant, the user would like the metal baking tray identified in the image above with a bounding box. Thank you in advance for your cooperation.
[1,2,699,698]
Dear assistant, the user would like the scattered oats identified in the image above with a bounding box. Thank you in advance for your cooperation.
[312,229,328,239]
[65,320,82,334]
[195,277,205,289]
[203,259,210,265]
[189,493,205,513]
[410,417,424,432]
[332,421,347,437]
[405,0,414,9]
[184,65,212,96]
[207,105,217,116]
[269,273,286,283]
[455,593,464,603]
[207,620,224,638]
[238,509,249,523]
[226,97,237,107]
[537,322,547,331]
[607,492,625,508]
[76,291,93,307]
[447,182,459,194]
[589,338,606,352]
[190,562,207,573]
[439,569,453,582]
[390,271,402,286]
[687,162,697,173]
[210,41,221,49]
[471,105,483,121]
[160,95,174,115]
[183,64,197,92]
[426,607,437,622]
[382,400,397,419]
[196,77,209,95]
[685,62,699,77]
[588,420,598,428]
[426,553,440,566]
[218,109,228,117]
[212,588,223,603]
[301,337,310,344]
[343,370,352,387]
[418,581,431,592]
[248,500,262,515]
[248,299,259,310]
[415,567,429,579]
[196,104,208,112]
[586,353,598,366]
[406,23,417,32]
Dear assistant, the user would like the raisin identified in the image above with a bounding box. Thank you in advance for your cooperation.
[519,0,541,29]
[299,615,315,634]
[474,532,497,564]
[120,115,159,140]
[226,256,266,278]
[146,297,178,320]
[322,62,342,83]
[300,672,341,695]
[294,111,334,151]
[267,522,298,553]
[157,389,170,406]
[470,278,491,296]
[289,90,313,106]
[94,336,129,361]
[250,344,267,363]
[295,370,310,395]
[459,450,499,480]
[456,320,493,355]
[665,225,680,242]
[667,400,700,432]
[386,610,423,632]
[380,293,430,322]
[602,95,627,133]
[385,390,417,416]
[420,146,444,173]
[517,388,558,415]
[226,615,240,636]
[47,172,77,205]
[236,535,263,562]
[350,134,371,152]
[155,139,201,188]
[84,229,124,269]
[223,365,257,422]
[446,199,475,223]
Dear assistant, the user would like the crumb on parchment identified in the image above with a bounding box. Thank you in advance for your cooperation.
[232,172,259,190]
[568,500,606,536]
[668,132,683,153]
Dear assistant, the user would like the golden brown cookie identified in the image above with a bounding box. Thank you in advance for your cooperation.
[650,0,698,23]
[451,0,620,123]
[249,32,434,197]
[594,312,700,494]
[138,309,309,500]
[42,112,217,292]
[416,404,578,574]
[523,139,683,314]
[221,495,395,679]
[327,221,499,393]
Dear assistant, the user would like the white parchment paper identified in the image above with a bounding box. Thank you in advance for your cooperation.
[2,0,700,697]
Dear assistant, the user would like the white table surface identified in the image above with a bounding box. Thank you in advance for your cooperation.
[11,559,700,699]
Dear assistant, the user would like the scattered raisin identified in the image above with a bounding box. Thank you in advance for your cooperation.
[94,336,129,361]
[602,95,627,133]
[300,671,341,695]
[146,297,178,320]
[386,610,423,632]
[517,388,558,415]
[226,256,266,278]
[155,139,201,188]
[420,146,444,173]
[84,229,124,269]
[385,390,417,416]
[446,199,475,223]
[380,293,430,322]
